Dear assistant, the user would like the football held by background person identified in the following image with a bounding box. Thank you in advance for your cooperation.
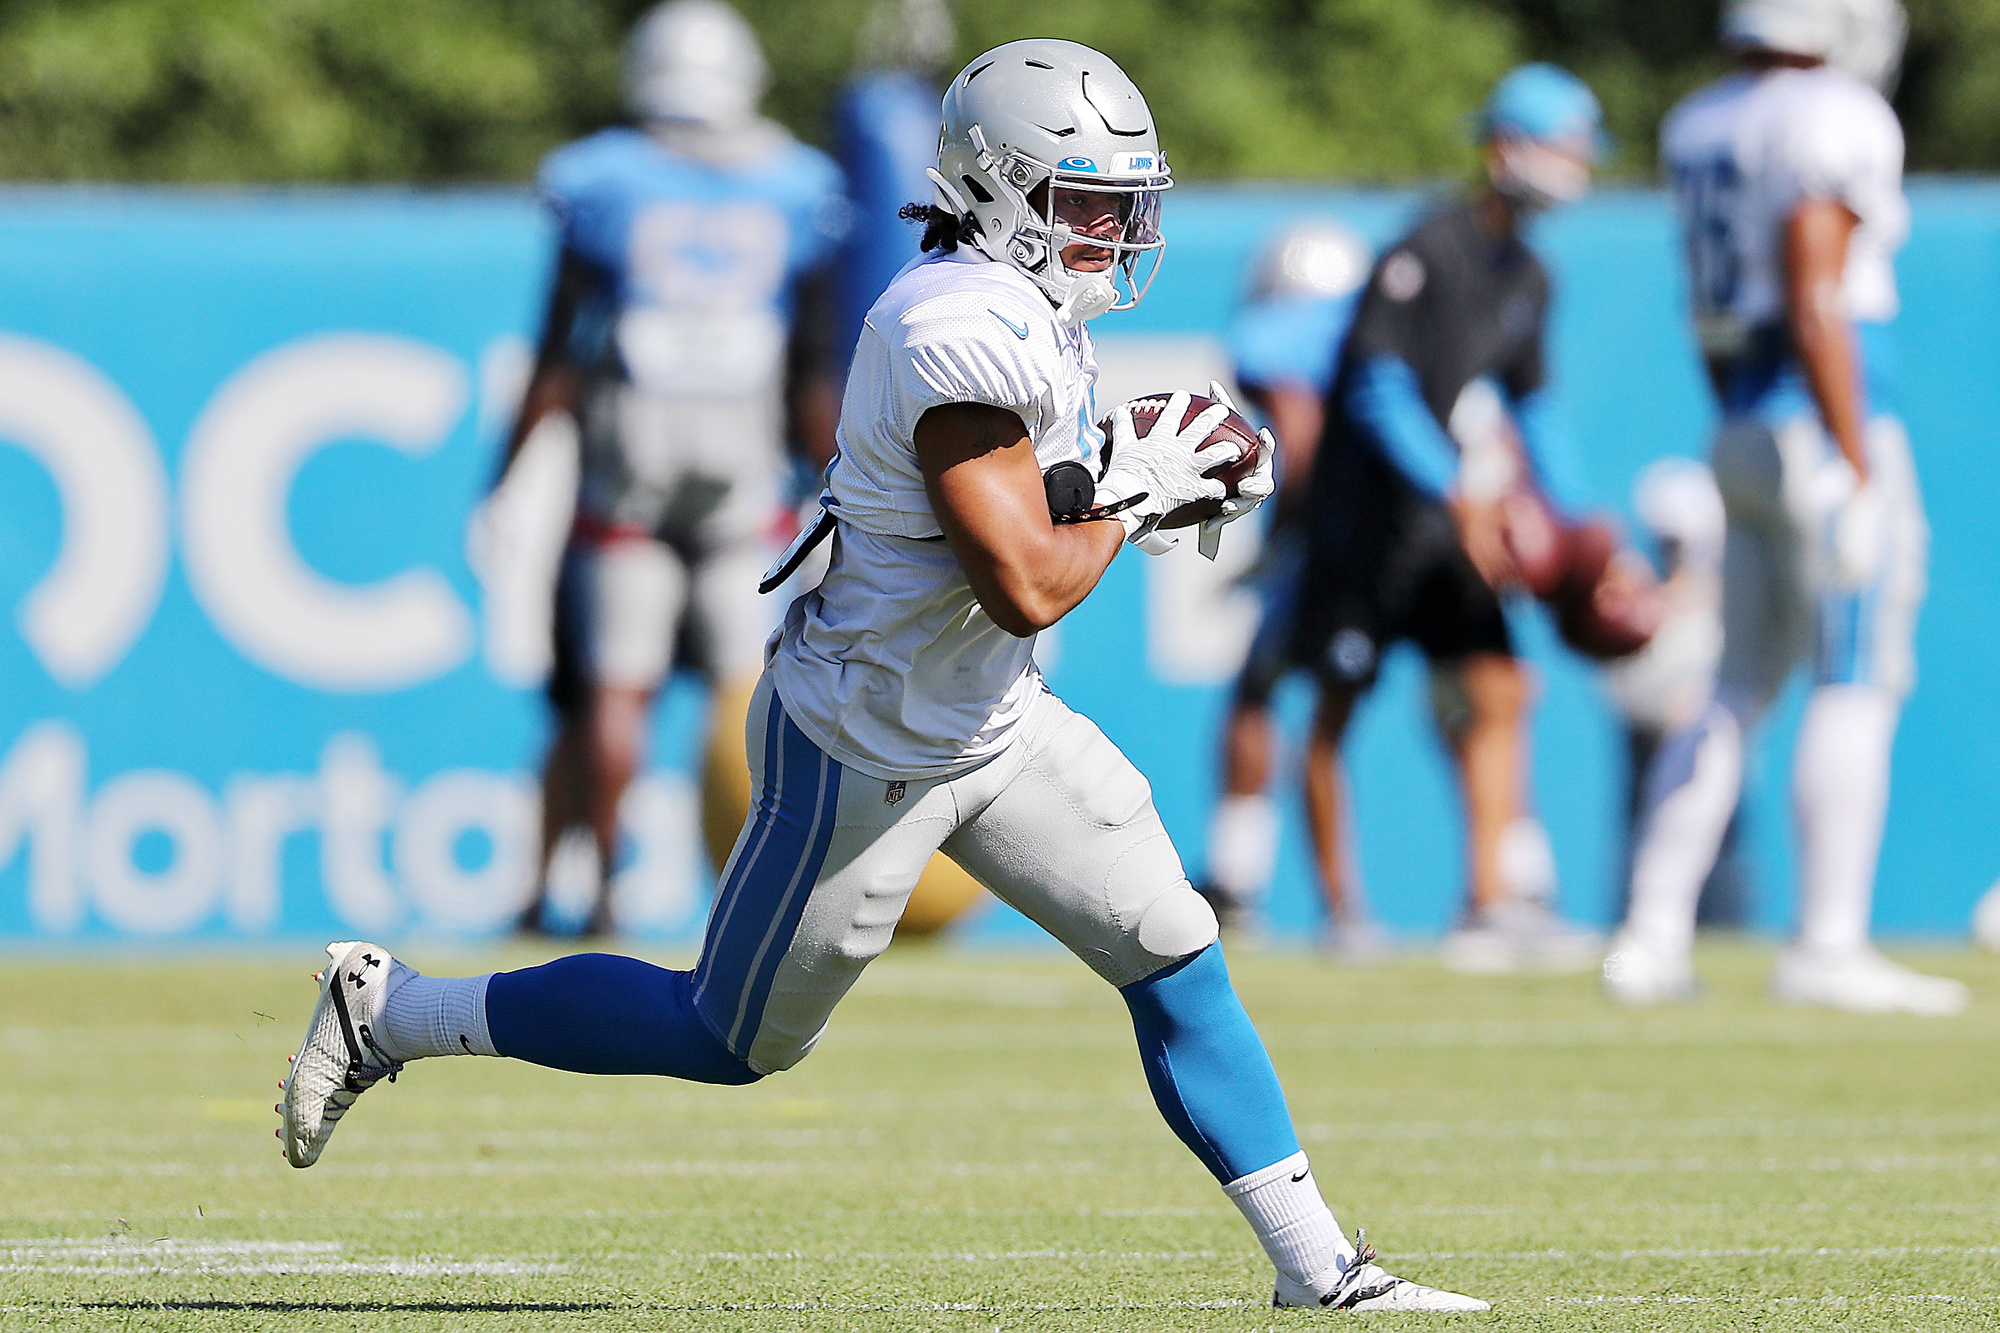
[1605,0,1966,1014]
[280,39,1488,1314]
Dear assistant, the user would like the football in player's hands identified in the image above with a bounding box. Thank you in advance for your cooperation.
[1098,393,1264,529]
[1490,486,1664,659]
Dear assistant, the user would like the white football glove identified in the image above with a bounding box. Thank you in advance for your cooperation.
[1096,390,1235,554]
[1811,457,1882,590]
[1194,380,1277,558]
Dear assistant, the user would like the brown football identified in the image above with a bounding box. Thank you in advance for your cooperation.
[1098,392,1263,529]
[1497,488,1663,660]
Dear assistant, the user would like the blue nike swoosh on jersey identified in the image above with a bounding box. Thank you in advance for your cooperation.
[991,310,1031,340]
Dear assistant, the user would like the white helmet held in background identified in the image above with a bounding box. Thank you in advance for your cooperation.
[1249,220,1370,303]
[623,0,769,128]
[932,39,1171,324]
[1722,0,1908,92]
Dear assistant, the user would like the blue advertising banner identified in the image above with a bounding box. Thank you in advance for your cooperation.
[3,182,1997,946]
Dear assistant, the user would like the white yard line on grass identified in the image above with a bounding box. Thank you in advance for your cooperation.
[1549,1295,2000,1306]
[0,1238,567,1277]
[1408,1244,2000,1261]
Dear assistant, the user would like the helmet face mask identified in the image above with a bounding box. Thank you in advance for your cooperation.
[1000,157,1168,314]
[935,40,1172,322]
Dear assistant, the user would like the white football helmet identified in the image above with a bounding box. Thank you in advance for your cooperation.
[933,39,1171,323]
[1722,0,1907,91]
[1249,220,1370,303]
[623,0,769,128]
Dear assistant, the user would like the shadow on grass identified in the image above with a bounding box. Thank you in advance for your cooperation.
[80,1301,618,1313]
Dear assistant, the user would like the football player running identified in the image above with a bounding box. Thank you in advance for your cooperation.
[499,0,848,935]
[279,40,1487,1314]
[1604,0,1967,1014]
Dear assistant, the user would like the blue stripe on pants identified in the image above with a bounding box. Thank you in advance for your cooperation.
[692,686,844,1059]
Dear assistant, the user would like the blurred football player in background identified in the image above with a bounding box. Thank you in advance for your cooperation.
[498,0,849,935]
[1604,458,1751,929]
[1195,219,1381,953]
[285,38,1489,1313]
[1288,65,1608,973]
[1606,0,1967,1013]
[829,0,993,938]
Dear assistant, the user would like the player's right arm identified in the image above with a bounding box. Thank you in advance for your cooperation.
[916,403,1124,637]
[1783,198,1868,481]
[493,247,596,488]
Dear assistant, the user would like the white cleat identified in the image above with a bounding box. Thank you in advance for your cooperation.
[1441,898,1601,976]
[1273,1232,1490,1313]
[1771,945,1970,1017]
[1602,931,1697,1006]
[279,941,404,1167]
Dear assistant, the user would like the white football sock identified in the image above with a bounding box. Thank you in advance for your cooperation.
[1207,794,1278,903]
[1497,817,1557,904]
[1223,1151,1357,1289]
[1623,702,1743,955]
[1793,684,1898,954]
[379,962,497,1061]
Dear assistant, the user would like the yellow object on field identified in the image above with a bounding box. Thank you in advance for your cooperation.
[700,673,988,938]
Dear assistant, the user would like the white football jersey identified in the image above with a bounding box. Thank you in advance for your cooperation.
[1661,66,1906,349]
[770,247,1102,780]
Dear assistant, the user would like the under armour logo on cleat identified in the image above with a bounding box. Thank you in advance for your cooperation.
[886,780,906,806]
[990,310,1030,340]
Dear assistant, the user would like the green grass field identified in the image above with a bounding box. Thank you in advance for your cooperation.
[3,939,1998,1330]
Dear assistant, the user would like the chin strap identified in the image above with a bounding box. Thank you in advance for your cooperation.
[1055,275,1119,326]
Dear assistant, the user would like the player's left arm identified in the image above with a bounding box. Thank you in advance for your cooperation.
[1783,198,1868,482]
[785,261,842,471]
[493,247,596,489]
[917,403,1125,637]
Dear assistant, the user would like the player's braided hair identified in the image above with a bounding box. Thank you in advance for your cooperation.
[900,201,981,253]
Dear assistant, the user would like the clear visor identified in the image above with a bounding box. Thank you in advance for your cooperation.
[1027,163,1170,309]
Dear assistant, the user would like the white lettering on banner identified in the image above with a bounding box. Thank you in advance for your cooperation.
[180,333,474,691]
[467,413,576,688]
[0,722,86,931]
[393,769,536,931]
[319,734,403,934]
[0,721,708,937]
[0,336,169,688]
[86,771,225,933]
[224,775,319,934]
[612,773,700,931]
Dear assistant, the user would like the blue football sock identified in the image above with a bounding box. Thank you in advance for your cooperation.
[1122,942,1301,1183]
[486,953,762,1085]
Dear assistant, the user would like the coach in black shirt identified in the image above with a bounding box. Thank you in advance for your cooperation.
[1291,65,1606,973]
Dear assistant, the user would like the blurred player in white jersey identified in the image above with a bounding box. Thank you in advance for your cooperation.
[282,39,1488,1313]
[498,0,848,934]
[1605,0,1967,1013]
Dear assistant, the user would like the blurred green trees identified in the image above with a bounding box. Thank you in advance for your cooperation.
[0,0,1990,182]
